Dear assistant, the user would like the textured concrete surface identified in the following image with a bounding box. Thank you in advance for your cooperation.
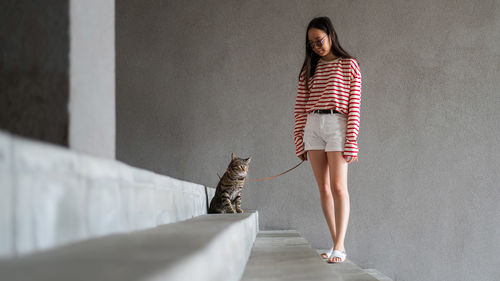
[0,129,213,258]
[242,230,378,281]
[0,0,116,159]
[116,1,500,280]
[69,0,115,159]
[0,0,69,146]
[0,211,259,281]
[362,269,394,281]
[0,128,14,255]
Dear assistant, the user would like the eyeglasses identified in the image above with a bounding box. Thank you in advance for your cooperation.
[309,34,328,49]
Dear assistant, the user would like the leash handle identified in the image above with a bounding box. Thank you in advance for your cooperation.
[247,159,305,182]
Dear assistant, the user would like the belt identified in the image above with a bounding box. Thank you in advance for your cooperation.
[310,109,340,114]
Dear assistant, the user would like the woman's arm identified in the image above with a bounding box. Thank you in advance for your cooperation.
[294,71,309,157]
[344,59,362,158]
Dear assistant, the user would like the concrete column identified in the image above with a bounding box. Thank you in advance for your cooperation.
[69,0,115,159]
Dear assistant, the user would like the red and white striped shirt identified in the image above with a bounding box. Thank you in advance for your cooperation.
[293,57,362,157]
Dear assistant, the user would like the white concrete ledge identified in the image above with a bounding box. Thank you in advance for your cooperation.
[0,211,259,281]
[0,129,216,258]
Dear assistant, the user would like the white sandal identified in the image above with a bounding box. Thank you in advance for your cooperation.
[320,247,334,259]
[328,249,346,263]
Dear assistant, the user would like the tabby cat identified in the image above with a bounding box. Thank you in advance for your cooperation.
[208,153,251,214]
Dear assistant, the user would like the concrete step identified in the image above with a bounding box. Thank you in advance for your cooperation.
[314,250,393,281]
[363,269,394,281]
[0,211,259,281]
[0,129,216,258]
[241,230,379,281]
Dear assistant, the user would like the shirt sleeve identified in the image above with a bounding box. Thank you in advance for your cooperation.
[344,59,362,157]
[293,71,309,157]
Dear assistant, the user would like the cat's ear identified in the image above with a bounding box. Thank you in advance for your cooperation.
[245,157,251,163]
[231,153,236,160]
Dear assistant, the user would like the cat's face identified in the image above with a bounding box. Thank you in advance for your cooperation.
[230,153,251,178]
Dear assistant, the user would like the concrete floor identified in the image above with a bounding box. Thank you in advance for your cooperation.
[241,230,379,281]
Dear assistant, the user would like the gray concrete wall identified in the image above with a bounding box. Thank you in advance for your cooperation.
[0,0,115,159]
[0,0,70,146]
[116,1,500,280]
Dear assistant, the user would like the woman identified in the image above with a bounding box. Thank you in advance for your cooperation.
[293,16,362,263]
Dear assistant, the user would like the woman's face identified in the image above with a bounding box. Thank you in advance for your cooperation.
[307,28,331,57]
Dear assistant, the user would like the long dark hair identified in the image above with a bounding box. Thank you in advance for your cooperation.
[299,16,357,90]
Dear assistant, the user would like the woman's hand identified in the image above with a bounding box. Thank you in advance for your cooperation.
[343,154,358,163]
[298,152,308,161]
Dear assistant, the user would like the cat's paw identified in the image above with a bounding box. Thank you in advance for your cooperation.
[236,208,244,213]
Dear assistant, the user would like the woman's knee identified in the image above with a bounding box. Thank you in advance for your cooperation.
[317,183,332,197]
[330,182,348,196]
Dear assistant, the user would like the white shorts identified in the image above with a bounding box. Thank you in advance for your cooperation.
[303,112,347,152]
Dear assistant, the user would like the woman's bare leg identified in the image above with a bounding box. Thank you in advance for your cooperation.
[307,150,337,258]
[326,151,349,262]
